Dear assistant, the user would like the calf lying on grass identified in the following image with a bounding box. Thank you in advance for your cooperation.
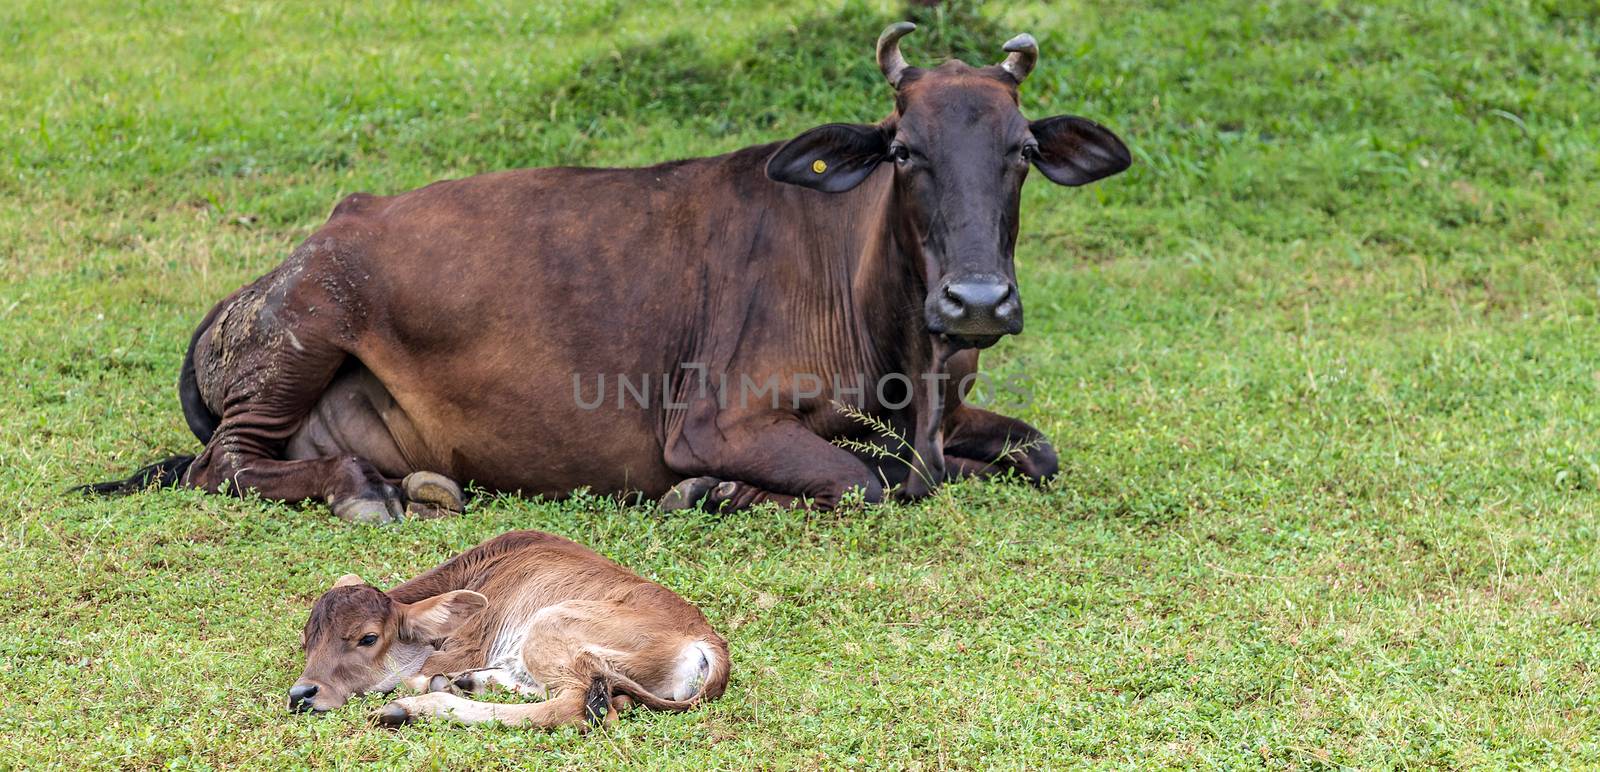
[288,530,729,728]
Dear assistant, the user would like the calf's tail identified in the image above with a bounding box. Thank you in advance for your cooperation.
[75,312,219,496]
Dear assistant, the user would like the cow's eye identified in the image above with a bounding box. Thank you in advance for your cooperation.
[357,633,379,647]
[1020,144,1040,162]
[889,144,911,164]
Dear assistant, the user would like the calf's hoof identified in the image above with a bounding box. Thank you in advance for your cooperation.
[403,472,465,517]
[375,702,413,727]
[583,676,612,728]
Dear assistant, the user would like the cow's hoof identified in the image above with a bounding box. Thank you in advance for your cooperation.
[375,703,413,727]
[1017,442,1061,484]
[405,502,455,520]
[659,476,722,512]
[332,496,400,525]
[403,472,464,514]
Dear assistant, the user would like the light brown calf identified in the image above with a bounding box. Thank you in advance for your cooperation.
[288,530,729,728]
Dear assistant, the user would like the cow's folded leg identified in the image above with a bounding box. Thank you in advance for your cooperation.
[663,417,883,512]
[659,477,806,511]
[701,480,806,510]
[940,404,1059,484]
[942,454,1000,480]
[186,448,404,524]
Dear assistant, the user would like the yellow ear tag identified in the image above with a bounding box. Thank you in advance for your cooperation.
[812,159,828,174]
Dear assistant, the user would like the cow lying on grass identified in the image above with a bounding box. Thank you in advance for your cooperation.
[288,530,729,728]
[85,22,1130,521]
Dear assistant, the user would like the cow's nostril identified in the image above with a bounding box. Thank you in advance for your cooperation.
[288,683,319,713]
[995,285,1019,315]
[942,280,1010,317]
[940,284,966,316]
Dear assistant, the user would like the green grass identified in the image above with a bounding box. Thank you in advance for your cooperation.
[3,0,1599,766]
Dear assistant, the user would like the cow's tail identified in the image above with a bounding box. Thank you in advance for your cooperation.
[177,309,220,444]
[75,312,220,496]
[73,455,196,496]
[603,638,730,713]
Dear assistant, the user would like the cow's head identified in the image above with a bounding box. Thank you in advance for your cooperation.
[287,574,485,714]
[767,23,1130,349]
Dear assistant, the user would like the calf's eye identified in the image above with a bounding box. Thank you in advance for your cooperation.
[358,633,379,647]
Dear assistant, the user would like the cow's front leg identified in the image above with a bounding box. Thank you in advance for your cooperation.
[940,403,1059,484]
[660,415,884,512]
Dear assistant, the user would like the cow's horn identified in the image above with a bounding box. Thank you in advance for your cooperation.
[998,33,1038,83]
[877,22,917,88]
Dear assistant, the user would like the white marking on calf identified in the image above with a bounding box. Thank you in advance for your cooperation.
[667,641,715,701]
[480,601,547,692]
[457,667,545,697]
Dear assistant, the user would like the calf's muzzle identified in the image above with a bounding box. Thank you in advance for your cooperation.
[288,683,320,714]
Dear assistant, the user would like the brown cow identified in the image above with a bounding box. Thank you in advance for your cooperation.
[84,24,1130,521]
[289,529,729,728]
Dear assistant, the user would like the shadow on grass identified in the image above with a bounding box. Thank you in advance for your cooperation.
[445,0,1011,164]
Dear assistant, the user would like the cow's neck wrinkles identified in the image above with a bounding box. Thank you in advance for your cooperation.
[838,168,949,488]
[820,166,933,387]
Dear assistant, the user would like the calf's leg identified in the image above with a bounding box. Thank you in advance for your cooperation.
[447,667,545,697]
[378,676,609,729]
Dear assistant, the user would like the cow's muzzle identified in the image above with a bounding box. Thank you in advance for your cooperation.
[927,275,1022,345]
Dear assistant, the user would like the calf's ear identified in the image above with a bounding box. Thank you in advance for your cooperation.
[767,123,889,193]
[1028,116,1131,186]
[398,589,488,644]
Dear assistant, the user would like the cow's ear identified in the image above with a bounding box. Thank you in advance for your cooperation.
[1028,116,1131,186]
[767,123,889,193]
[397,589,487,644]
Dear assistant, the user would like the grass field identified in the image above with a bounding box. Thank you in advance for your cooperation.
[3,0,1599,766]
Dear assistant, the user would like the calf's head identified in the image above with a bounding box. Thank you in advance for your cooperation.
[288,574,485,713]
[768,23,1130,349]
